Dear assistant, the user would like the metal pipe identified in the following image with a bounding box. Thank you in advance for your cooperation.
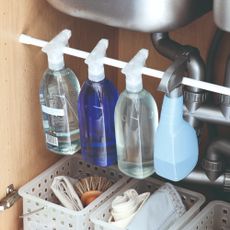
[205,29,224,140]
[199,58,230,184]
[185,56,230,126]
[202,139,230,181]
[206,29,224,84]
[223,56,230,87]
[151,32,206,131]
[151,33,184,61]
[184,105,229,125]
[207,139,230,160]
[182,169,225,188]
[151,32,205,93]
[187,54,206,92]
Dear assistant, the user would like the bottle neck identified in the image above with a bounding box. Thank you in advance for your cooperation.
[88,68,105,82]
[126,75,143,93]
[48,55,65,71]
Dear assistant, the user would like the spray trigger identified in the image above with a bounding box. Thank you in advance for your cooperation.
[85,39,108,82]
[158,55,188,96]
[122,49,149,93]
[42,29,71,71]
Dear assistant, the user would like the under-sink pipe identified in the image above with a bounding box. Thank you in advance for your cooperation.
[186,56,230,125]
[220,57,230,118]
[202,139,230,182]
[205,29,224,140]
[223,57,230,87]
[182,169,225,188]
[151,33,184,61]
[154,169,230,190]
[199,57,230,185]
[151,32,230,190]
[182,169,230,192]
[151,32,206,92]
[206,29,224,84]
[151,32,206,130]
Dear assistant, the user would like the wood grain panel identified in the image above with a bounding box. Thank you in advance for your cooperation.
[0,1,229,229]
[0,0,118,229]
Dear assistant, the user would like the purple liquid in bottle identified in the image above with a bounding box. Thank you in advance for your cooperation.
[78,78,118,166]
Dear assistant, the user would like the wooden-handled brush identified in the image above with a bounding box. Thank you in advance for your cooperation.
[75,176,113,206]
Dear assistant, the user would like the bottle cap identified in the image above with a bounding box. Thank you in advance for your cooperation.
[122,49,148,93]
[85,39,108,82]
[42,29,71,71]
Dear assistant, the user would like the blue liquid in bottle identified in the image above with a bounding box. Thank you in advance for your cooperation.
[78,78,118,166]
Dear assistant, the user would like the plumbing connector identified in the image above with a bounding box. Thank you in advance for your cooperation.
[224,171,230,192]
[202,158,224,182]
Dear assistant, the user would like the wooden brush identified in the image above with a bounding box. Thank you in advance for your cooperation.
[75,176,112,206]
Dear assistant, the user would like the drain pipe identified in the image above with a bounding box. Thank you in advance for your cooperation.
[151,32,206,89]
[154,169,230,190]
[182,169,230,191]
[202,139,230,182]
[151,33,230,190]
[151,32,206,131]
[200,58,230,185]
[183,56,230,125]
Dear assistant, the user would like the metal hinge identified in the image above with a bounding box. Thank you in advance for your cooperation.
[0,184,20,211]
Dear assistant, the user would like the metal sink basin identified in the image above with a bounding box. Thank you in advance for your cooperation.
[47,0,212,32]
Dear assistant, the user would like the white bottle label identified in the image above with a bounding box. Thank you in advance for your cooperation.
[42,120,49,129]
[45,133,58,146]
[42,105,65,116]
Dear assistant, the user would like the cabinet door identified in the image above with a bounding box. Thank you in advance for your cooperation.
[0,0,118,229]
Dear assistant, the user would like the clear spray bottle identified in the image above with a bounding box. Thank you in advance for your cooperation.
[39,29,81,155]
[115,49,158,179]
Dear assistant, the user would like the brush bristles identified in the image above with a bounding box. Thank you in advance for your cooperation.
[75,176,112,196]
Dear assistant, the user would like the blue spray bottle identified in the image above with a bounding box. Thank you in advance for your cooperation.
[154,56,199,181]
[77,39,118,167]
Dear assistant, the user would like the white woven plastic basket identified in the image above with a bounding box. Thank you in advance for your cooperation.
[183,200,230,230]
[18,154,129,230]
[90,178,205,230]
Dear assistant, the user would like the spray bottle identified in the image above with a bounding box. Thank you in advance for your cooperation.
[77,39,118,167]
[154,56,199,181]
[39,29,81,155]
[115,49,158,179]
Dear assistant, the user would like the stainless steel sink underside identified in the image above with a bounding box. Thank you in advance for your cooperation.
[47,0,212,32]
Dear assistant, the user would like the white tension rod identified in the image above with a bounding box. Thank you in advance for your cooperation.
[19,34,230,96]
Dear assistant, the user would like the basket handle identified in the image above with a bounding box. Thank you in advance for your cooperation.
[19,207,45,218]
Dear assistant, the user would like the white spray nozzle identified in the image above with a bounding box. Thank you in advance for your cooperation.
[122,49,149,93]
[42,29,71,71]
[85,39,108,82]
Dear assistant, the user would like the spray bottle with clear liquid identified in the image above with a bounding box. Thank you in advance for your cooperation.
[39,29,81,155]
[115,49,158,179]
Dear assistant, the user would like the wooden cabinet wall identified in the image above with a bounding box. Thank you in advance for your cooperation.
[0,1,118,229]
[0,1,230,229]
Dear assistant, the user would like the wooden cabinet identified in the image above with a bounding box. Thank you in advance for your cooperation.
[0,1,230,229]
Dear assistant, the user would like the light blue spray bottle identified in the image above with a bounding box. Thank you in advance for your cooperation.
[154,56,199,181]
